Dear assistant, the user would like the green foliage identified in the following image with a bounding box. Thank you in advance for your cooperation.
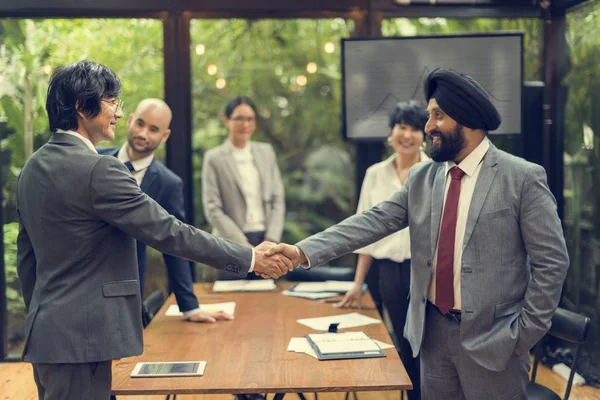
[189,19,357,246]
[3,222,25,316]
[0,18,165,223]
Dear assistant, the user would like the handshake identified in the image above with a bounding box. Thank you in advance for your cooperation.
[251,241,308,279]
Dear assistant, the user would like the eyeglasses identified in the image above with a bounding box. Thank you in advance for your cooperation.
[230,116,256,124]
[102,99,124,113]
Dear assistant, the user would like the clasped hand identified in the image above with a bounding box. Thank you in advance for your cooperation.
[252,241,307,279]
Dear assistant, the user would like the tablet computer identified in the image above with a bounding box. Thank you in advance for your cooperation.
[130,361,207,377]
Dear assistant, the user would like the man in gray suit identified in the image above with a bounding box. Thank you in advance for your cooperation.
[267,68,569,399]
[16,60,292,400]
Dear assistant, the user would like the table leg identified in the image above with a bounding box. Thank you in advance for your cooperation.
[273,394,286,400]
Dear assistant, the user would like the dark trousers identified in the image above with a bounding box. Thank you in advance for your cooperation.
[33,361,112,400]
[376,258,421,400]
[365,260,383,316]
[217,231,265,280]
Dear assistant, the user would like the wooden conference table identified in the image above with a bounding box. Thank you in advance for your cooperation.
[111,282,411,398]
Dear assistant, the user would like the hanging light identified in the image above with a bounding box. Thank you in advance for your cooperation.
[195,44,205,55]
[207,64,218,75]
[306,62,317,74]
[216,78,226,89]
[296,75,308,86]
[324,41,335,54]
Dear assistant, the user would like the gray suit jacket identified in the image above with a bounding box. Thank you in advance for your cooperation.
[16,133,252,364]
[202,140,285,243]
[297,143,569,371]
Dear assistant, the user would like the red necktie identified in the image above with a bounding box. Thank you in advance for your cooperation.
[436,166,465,314]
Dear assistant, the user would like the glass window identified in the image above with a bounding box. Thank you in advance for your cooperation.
[382,17,543,157]
[0,18,164,358]
[563,0,600,386]
[190,19,356,279]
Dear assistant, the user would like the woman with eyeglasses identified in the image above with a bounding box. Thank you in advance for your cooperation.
[335,100,429,400]
[202,96,285,280]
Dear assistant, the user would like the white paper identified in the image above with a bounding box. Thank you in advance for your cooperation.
[165,302,236,317]
[212,280,276,292]
[297,312,381,330]
[282,290,340,300]
[292,281,355,293]
[373,339,394,350]
[287,337,318,359]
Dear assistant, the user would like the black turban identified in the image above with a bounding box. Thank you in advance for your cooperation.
[424,68,501,131]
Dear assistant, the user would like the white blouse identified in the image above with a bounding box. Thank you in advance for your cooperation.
[354,151,429,263]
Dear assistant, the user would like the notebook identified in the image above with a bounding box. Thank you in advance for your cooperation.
[305,331,385,360]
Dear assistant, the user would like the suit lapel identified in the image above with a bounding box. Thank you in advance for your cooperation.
[430,165,447,258]
[250,143,268,198]
[140,159,159,194]
[221,145,245,198]
[462,146,498,250]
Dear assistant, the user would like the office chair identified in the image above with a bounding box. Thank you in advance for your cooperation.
[142,290,165,328]
[285,265,355,282]
[527,307,591,400]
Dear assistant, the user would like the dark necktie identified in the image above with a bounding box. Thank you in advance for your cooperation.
[124,161,135,172]
[436,166,466,314]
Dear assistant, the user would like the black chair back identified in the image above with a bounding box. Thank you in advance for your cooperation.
[528,307,591,400]
[285,265,354,282]
[142,290,165,328]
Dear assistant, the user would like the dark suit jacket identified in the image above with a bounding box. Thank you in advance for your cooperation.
[98,147,198,312]
[16,133,251,363]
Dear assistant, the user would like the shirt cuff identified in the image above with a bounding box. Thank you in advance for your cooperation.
[295,246,311,270]
[248,248,255,273]
[183,308,202,320]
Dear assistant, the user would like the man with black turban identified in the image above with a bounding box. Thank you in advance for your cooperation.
[266,68,569,399]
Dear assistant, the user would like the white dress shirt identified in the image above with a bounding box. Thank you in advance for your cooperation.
[231,143,266,233]
[117,144,154,185]
[355,152,429,263]
[428,138,490,310]
[60,130,97,153]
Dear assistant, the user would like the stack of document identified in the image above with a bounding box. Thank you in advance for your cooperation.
[291,281,358,293]
[282,290,340,300]
[287,336,393,359]
[212,279,276,292]
[306,331,386,360]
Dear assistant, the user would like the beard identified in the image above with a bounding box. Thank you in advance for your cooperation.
[127,136,158,154]
[428,124,465,162]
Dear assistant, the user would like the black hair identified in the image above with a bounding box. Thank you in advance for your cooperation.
[46,60,121,133]
[388,100,428,132]
[224,96,258,118]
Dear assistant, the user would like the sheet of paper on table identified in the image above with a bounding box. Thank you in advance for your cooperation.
[165,302,236,317]
[291,281,356,293]
[297,312,381,330]
[212,280,276,292]
[282,290,340,300]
